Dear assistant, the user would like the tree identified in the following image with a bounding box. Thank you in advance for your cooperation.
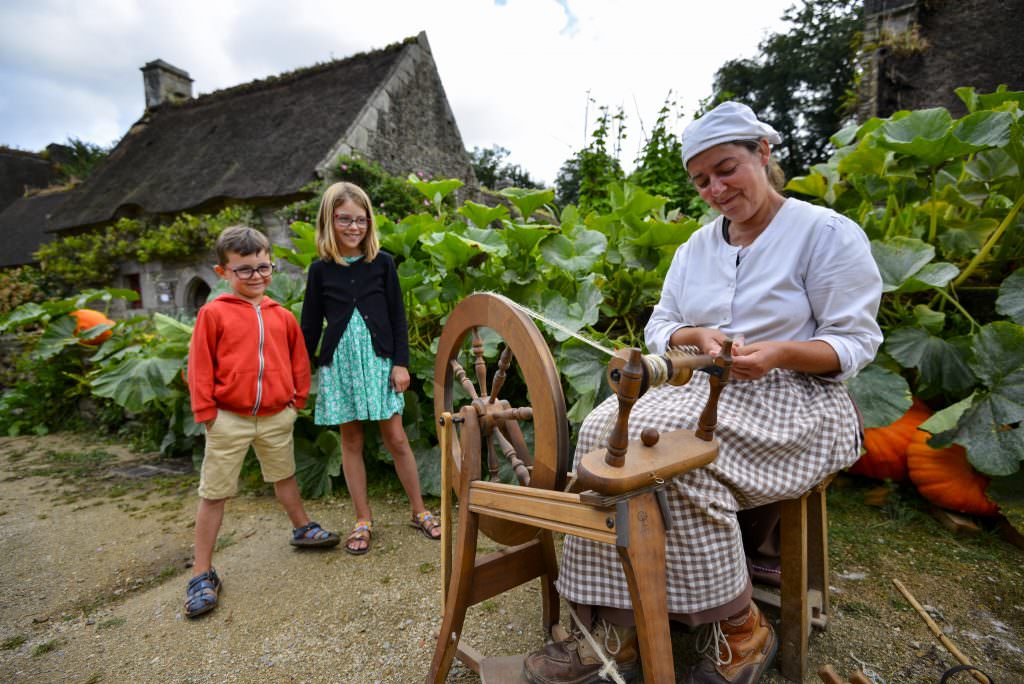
[51,137,111,182]
[468,145,542,190]
[710,0,863,178]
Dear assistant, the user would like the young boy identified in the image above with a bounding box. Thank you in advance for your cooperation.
[185,225,339,619]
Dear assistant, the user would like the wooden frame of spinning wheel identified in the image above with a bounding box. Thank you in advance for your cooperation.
[427,293,723,684]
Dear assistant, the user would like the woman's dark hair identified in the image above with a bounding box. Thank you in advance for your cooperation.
[736,140,786,191]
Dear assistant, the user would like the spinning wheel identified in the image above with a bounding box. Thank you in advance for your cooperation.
[433,292,570,546]
[427,293,732,684]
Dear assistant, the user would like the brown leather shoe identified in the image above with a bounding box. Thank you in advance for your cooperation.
[680,602,778,684]
[523,619,642,684]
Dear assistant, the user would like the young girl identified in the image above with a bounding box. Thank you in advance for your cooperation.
[300,181,440,554]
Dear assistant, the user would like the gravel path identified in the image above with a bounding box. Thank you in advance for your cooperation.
[2,434,1023,684]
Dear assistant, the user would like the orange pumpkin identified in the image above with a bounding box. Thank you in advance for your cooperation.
[70,308,114,344]
[906,431,999,516]
[849,398,932,482]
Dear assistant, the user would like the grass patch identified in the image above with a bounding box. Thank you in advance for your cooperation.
[2,634,27,650]
[97,617,126,630]
[31,638,61,657]
[214,531,236,552]
[418,562,435,574]
[83,674,103,684]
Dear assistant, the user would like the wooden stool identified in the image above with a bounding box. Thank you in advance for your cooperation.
[752,474,835,682]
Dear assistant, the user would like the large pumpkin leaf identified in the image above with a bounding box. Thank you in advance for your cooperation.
[539,230,606,273]
[996,268,1024,324]
[503,222,555,254]
[877,108,1011,167]
[625,218,700,248]
[294,435,341,498]
[421,232,484,272]
[415,444,443,497]
[942,395,1024,476]
[0,302,48,332]
[408,176,464,205]
[90,356,182,411]
[558,343,607,396]
[458,201,509,228]
[968,321,1024,388]
[884,326,976,394]
[870,238,936,292]
[32,315,80,360]
[895,262,959,293]
[924,323,1024,475]
[498,187,554,221]
[845,363,911,428]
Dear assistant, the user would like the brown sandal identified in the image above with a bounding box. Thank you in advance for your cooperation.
[345,519,372,555]
[410,511,441,540]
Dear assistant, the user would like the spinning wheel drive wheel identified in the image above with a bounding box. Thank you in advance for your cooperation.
[433,292,570,546]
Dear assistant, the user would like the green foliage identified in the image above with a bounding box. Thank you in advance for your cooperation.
[34,206,255,288]
[628,96,700,213]
[710,0,863,177]
[51,137,110,182]
[557,105,626,212]
[0,265,46,316]
[793,87,1024,476]
[468,145,542,190]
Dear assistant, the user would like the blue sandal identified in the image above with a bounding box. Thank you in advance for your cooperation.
[184,568,221,618]
[290,521,340,548]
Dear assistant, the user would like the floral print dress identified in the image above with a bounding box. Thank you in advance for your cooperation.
[314,256,405,425]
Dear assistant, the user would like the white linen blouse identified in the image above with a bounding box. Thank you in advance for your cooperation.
[644,198,883,381]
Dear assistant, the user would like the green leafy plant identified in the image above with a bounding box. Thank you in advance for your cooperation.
[34,206,255,288]
[791,87,1024,476]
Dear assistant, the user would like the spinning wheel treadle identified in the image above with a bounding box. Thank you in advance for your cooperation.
[433,292,570,546]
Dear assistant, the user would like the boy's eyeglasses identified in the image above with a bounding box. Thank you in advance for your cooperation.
[333,214,369,229]
[230,263,275,279]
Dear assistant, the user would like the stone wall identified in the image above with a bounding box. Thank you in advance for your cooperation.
[861,0,1024,119]
[323,34,475,188]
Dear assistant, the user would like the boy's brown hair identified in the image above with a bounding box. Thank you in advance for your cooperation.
[215,226,271,265]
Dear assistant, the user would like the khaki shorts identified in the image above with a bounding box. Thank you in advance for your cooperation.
[198,407,298,499]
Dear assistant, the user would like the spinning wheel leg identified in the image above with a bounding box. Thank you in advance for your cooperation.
[428,476,481,683]
[617,491,675,683]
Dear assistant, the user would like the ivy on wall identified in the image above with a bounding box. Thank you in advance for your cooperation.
[34,205,257,288]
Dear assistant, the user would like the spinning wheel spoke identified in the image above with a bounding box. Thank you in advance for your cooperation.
[493,429,530,485]
[471,328,488,398]
[449,359,479,400]
[434,293,569,546]
[488,346,513,403]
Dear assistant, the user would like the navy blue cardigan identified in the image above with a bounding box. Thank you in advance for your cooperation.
[300,252,410,368]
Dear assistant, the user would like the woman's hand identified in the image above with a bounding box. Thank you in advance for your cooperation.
[729,341,785,381]
[391,365,411,393]
[669,327,728,355]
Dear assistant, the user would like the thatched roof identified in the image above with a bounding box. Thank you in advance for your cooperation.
[52,38,413,231]
[0,190,67,267]
[0,147,57,213]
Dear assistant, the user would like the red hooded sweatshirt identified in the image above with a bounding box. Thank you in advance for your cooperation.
[188,294,310,424]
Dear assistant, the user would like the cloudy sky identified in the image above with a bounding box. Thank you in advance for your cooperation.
[0,0,797,185]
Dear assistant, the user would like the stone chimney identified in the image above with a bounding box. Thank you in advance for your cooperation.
[140,60,193,109]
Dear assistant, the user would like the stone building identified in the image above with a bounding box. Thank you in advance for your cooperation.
[3,31,473,314]
[858,0,1024,119]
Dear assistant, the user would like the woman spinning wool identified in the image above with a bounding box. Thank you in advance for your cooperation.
[523,102,883,684]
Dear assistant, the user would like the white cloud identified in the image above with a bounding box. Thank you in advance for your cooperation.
[0,0,794,184]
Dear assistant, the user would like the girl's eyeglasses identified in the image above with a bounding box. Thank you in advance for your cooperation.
[333,214,369,229]
[230,263,274,279]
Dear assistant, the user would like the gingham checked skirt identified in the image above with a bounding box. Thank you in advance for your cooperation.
[556,369,861,614]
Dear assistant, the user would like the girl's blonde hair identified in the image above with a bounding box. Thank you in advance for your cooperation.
[314,181,380,264]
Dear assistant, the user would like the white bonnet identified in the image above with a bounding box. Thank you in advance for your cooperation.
[680,102,781,167]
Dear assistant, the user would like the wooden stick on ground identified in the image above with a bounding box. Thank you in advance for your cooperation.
[891,578,990,684]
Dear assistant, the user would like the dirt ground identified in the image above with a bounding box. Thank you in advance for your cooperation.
[1,433,1022,684]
